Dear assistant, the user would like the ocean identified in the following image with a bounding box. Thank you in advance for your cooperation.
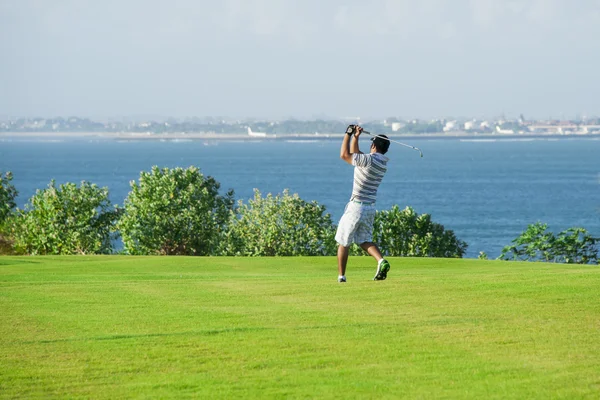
[1,136,599,259]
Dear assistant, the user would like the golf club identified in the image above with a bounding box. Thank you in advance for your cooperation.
[362,130,424,158]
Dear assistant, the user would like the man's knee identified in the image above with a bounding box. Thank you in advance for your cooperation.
[360,242,375,250]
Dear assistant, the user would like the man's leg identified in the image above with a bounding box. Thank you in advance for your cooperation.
[360,242,383,262]
[335,202,359,282]
[337,245,350,277]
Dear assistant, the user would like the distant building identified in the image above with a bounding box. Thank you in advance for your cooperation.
[391,122,405,131]
[443,121,458,132]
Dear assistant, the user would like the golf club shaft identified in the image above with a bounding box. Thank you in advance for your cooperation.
[362,131,424,157]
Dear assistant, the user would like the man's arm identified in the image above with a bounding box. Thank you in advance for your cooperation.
[350,127,362,155]
[340,126,363,165]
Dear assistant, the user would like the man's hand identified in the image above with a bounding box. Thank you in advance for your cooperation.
[354,125,363,138]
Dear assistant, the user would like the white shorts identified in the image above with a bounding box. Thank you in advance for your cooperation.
[335,201,376,247]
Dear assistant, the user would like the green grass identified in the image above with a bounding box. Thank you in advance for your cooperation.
[1,256,599,399]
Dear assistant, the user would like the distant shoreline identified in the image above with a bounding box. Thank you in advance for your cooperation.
[1,131,599,141]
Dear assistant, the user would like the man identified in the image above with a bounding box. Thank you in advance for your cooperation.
[335,125,391,283]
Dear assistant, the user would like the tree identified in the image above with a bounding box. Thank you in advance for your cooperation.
[221,189,337,256]
[499,222,599,264]
[372,205,467,257]
[118,166,234,255]
[9,180,119,255]
[399,121,444,134]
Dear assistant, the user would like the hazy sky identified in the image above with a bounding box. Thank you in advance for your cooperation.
[1,0,599,120]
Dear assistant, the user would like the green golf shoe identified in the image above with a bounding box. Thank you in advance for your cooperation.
[374,259,390,281]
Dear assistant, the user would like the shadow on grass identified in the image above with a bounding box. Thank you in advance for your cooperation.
[0,258,41,266]
[21,323,384,345]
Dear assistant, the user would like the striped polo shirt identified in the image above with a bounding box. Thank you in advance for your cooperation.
[350,152,389,204]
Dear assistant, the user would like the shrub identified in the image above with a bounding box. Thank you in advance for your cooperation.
[553,228,599,264]
[118,166,234,255]
[9,180,119,255]
[221,189,337,256]
[0,234,14,254]
[372,205,467,257]
[499,222,599,264]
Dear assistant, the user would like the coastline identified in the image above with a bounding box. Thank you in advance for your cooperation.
[1,131,599,141]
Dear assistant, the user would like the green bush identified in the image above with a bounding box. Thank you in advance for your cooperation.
[118,166,234,255]
[372,205,467,257]
[221,189,337,256]
[0,171,18,225]
[0,171,18,254]
[499,222,599,264]
[9,180,119,255]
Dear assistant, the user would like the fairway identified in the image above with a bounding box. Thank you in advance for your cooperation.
[1,256,599,399]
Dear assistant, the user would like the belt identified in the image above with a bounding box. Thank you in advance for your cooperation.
[352,199,374,205]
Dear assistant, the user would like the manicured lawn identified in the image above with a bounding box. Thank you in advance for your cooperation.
[1,256,599,399]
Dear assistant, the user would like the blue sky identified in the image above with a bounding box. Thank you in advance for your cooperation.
[1,0,599,120]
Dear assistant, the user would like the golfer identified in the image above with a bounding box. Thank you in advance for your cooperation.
[335,125,391,282]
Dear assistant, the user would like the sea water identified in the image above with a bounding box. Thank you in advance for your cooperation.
[1,136,599,258]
